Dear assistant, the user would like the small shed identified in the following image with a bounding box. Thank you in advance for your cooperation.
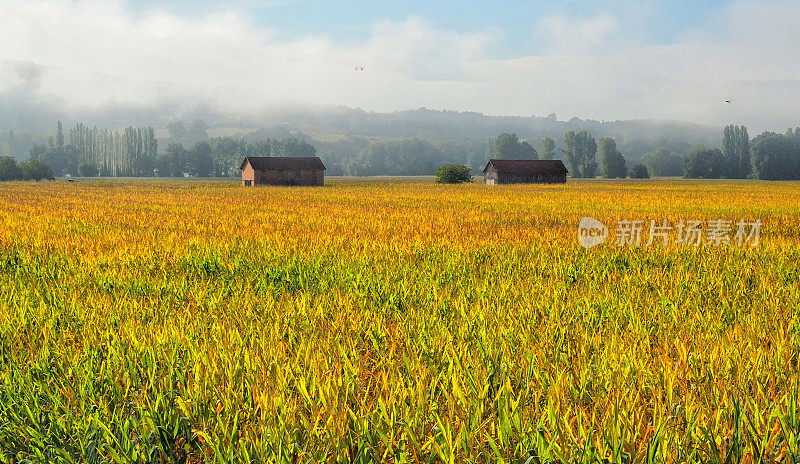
[483,159,568,185]
[240,156,326,186]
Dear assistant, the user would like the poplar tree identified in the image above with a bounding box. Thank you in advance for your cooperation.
[564,130,598,178]
[540,137,555,160]
[599,137,627,178]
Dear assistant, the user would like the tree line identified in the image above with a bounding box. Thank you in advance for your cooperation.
[7,121,800,180]
[486,131,648,179]
[24,122,318,178]
[0,120,694,179]
[318,137,485,177]
[0,156,53,181]
[317,131,691,177]
[30,122,158,177]
[488,125,800,180]
[679,126,800,180]
[159,137,317,178]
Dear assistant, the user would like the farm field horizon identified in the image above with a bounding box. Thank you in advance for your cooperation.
[1,179,799,463]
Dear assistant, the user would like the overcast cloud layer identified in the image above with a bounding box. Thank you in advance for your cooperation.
[1,0,799,132]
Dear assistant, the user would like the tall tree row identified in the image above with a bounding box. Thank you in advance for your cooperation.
[750,129,800,180]
[683,125,800,180]
[490,133,538,160]
[540,137,555,160]
[564,130,598,178]
[37,122,160,176]
[722,125,750,179]
[32,124,322,178]
[599,137,627,178]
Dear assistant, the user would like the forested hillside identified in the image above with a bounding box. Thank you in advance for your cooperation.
[0,106,727,177]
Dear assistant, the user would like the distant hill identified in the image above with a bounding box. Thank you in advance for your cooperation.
[0,101,720,162]
[261,107,719,147]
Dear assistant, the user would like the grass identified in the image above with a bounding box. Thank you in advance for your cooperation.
[0,180,798,463]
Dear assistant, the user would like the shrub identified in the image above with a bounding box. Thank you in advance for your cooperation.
[18,160,55,181]
[435,165,472,184]
[682,145,725,179]
[642,148,684,177]
[0,156,55,182]
[0,156,22,181]
[630,164,650,179]
[78,162,99,177]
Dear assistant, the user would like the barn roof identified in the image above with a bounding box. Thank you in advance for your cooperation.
[240,156,326,171]
[483,159,569,174]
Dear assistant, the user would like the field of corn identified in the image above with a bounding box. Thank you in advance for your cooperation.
[0,179,799,463]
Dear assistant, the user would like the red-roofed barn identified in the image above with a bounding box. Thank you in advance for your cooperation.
[483,159,568,184]
[240,157,326,186]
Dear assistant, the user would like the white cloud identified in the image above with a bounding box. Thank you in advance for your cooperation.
[0,0,799,132]
[534,13,621,55]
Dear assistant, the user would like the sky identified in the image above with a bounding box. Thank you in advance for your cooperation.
[1,0,799,131]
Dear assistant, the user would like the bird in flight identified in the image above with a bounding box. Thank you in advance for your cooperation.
[355,66,364,71]
[725,100,731,103]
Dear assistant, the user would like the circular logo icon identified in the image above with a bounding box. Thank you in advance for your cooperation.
[578,217,607,249]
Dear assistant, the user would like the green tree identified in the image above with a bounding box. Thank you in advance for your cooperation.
[252,139,273,156]
[599,137,627,178]
[142,127,158,176]
[722,125,734,177]
[47,122,158,177]
[78,162,99,177]
[564,130,597,178]
[347,138,444,176]
[56,121,64,149]
[123,127,152,176]
[167,121,187,142]
[159,143,189,177]
[189,141,214,177]
[642,148,683,177]
[737,126,751,178]
[210,136,252,177]
[187,120,209,144]
[630,164,650,179]
[34,143,76,177]
[540,137,555,159]
[722,125,751,178]
[682,145,726,178]
[518,140,537,159]
[435,165,472,184]
[751,132,798,180]
[492,133,538,160]
[493,133,519,159]
[0,156,22,181]
[467,152,485,172]
[274,137,317,158]
[18,160,54,180]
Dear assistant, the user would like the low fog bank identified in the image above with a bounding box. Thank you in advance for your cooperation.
[0,94,720,146]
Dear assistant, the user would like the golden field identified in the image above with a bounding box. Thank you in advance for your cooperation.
[0,179,799,463]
